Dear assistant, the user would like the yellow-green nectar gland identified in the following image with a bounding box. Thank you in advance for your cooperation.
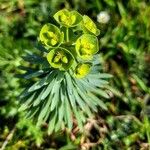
[53,55,61,63]
[76,64,90,76]
[47,31,58,46]
[60,13,76,26]
[80,41,94,56]
[62,56,68,63]
[53,51,68,64]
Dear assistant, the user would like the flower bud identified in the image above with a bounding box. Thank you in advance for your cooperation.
[81,15,100,36]
[74,63,91,78]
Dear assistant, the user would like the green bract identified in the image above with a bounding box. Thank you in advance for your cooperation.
[46,48,74,70]
[82,15,100,36]
[54,9,82,27]
[39,23,63,48]
[75,34,99,60]
[74,63,91,78]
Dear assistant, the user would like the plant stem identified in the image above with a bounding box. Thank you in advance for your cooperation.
[145,116,150,144]
[146,130,150,145]
[0,127,16,150]
[96,0,101,11]
[66,27,69,42]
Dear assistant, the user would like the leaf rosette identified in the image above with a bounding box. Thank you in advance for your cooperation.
[54,9,82,27]
[74,63,92,78]
[39,23,64,48]
[75,34,99,60]
[46,48,74,70]
[81,15,100,36]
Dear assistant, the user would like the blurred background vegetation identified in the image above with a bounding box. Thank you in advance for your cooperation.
[0,0,150,149]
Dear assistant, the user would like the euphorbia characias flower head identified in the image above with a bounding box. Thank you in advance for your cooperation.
[39,23,64,48]
[39,9,100,77]
[54,9,82,27]
[75,34,99,60]
[82,15,100,36]
[46,48,74,71]
[74,63,92,78]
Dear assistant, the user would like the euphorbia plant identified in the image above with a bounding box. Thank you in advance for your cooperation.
[19,9,112,134]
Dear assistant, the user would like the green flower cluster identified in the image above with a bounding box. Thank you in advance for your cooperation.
[39,9,100,78]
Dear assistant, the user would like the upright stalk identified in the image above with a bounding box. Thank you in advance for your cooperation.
[66,27,69,42]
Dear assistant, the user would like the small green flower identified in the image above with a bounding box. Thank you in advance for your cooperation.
[82,15,100,36]
[39,23,63,48]
[54,9,82,27]
[75,34,99,60]
[74,63,92,78]
[46,48,74,70]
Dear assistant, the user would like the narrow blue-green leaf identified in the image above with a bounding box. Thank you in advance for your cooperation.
[55,101,64,132]
[65,74,83,130]
[79,79,109,98]
[88,92,107,110]
[50,82,60,111]
[22,53,45,64]
[20,88,32,99]
[64,98,73,130]
[48,111,57,135]
[43,93,54,122]
[91,89,109,99]
[87,73,113,79]
[18,93,36,111]
[87,78,109,87]
[60,84,65,102]
[28,72,53,92]
[76,86,98,112]
[33,88,46,106]
[41,78,55,100]
[38,93,53,124]
[74,89,93,118]
[24,70,45,79]
[28,76,47,92]
[105,85,122,97]
[26,106,40,119]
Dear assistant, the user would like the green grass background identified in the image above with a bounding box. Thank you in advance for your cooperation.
[0,0,150,149]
